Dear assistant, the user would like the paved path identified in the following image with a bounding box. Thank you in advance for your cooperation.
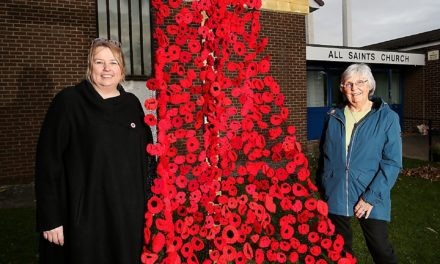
[0,182,35,208]
[402,134,440,161]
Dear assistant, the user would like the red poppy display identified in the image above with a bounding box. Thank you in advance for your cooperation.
[144,114,157,126]
[147,196,163,214]
[144,98,158,110]
[142,1,355,263]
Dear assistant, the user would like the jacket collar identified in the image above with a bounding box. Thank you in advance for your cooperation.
[328,96,387,119]
[79,80,126,100]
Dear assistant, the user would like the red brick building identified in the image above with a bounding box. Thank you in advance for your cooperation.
[0,0,96,184]
[1,0,438,184]
[0,0,309,184]
[366,29,440,133]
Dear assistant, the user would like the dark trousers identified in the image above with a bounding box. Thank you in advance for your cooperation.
[328,214,398,264]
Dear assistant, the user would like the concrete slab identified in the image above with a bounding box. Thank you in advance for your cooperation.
[402,134,440,161]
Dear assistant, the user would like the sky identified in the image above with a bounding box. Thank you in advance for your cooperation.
[310,0,440,47]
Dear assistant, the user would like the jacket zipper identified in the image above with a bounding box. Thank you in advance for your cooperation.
[329,101,382,216]
[331,113,351,216]
[346,123,358,216]
[344,110,373,216]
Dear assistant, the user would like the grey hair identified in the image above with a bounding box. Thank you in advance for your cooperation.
[340,63,376,96]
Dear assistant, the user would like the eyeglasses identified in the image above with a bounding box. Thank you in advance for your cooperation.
[341,80,368,89]
[91,37,122,48]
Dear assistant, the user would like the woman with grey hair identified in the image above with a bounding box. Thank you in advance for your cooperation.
[316,63,402,263]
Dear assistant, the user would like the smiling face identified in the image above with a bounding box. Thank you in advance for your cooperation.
[339,64,376,110]
[341,74,371,107]
[90,46,122,92]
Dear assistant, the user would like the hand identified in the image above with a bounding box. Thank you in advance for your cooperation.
[354,198,373,219]
[43,226,64,246]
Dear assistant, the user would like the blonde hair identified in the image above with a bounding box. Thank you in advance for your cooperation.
[86,38,126,83]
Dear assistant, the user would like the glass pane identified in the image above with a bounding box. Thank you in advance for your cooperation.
[142,0,152,76]
[120,0,132,75]
[332,74,343,106]
[374,72,388,102]
[97,0,151,77]
[97,0,107,38]
[307,71,327,107]
[131,0,142,75]
[390,70,400,104]
[109,0,119,40]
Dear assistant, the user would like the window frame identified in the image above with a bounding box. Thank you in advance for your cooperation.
[96,0,152,80]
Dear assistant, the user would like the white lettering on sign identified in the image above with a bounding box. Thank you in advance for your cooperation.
[306,46,425,66]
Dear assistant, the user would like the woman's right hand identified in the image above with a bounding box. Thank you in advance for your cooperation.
[43,226,64,246]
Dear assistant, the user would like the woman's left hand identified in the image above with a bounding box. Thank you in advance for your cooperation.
[354,198,373,219]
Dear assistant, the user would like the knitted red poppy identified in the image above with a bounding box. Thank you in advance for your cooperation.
[142,1,355,263]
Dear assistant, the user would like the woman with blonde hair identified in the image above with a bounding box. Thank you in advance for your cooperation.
[35,38,155,263]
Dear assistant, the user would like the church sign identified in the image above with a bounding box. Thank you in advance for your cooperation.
[306,46,425,66]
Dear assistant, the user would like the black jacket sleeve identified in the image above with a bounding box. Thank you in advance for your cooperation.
[138,102,157,201]
[35,92,70,232]
[145,126,157,201]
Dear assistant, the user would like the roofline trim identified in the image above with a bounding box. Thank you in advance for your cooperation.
[399,41,440,51]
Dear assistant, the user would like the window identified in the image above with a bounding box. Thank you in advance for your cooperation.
[97,0,152,78]
[331,74,343,106]
[369,70,402,104]
[374,72,389,103]
[307,71,327,107]
[389,70,401,104]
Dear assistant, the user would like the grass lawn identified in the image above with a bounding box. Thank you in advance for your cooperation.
[0,207,39,264]
[352,172,440,263]
[0,158,439,263]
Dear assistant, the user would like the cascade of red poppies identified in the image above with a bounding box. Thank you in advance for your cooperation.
[142,0,355,263]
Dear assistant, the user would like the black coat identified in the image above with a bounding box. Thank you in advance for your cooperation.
[35,80,155,264]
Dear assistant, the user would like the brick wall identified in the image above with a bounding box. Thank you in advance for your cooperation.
[404,45,440,132]
[0,0,96,184]
[260,11,307,145]
[424,45,440,130]
[403,67,424,132]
